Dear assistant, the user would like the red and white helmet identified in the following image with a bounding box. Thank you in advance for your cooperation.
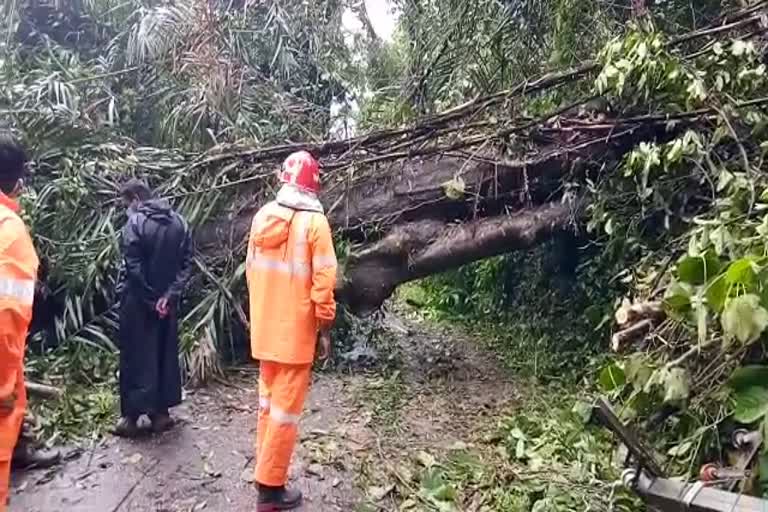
[279,150,320,193]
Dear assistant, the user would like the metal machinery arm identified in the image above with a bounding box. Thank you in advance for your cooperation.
[595,397,768,512]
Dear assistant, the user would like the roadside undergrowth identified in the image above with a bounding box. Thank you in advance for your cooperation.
[26,344,118,442]
[400,239,621,381]
[358,384,640,512]
[390,244,640,510]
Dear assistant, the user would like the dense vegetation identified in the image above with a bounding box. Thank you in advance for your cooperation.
[4,0,768,509]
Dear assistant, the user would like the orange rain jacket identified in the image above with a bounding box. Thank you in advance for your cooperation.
[0,192,37,461]
[246,197,337,364]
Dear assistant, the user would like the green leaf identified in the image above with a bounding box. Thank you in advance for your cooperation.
[420,468,456,506]
[705,275,728,313]
[721,294,768,345]
[728,366,768,391]
[667,440,693,458]
[622,391,652,420]
[732,386,768,424]
[663,368,690,404]
[665,138,684,164]
[598,363,626,392]
[664,282,692,313]
[709,226,732,256]
[677,251,720,285]
[726,258,758,287]
[625,354,653,388]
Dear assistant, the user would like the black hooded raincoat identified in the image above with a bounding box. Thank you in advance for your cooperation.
[117,199,192,417]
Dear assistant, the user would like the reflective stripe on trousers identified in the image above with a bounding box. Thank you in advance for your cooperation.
[258,397,300,424]
[255,361,312,486]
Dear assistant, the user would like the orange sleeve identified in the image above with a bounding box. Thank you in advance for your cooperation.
[0,222,28,403]
[309,214,337,328]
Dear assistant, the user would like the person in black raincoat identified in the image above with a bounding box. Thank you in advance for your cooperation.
[114,179,192,437]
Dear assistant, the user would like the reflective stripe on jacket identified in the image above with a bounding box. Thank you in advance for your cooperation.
[0,192,38,459]
[246,200,337,364]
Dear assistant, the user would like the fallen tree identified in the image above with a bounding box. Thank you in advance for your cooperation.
[183,3,768,317]
[16,2,768,371]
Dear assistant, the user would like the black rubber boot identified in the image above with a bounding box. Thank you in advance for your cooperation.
[112,416,141,438]
[257,484,303,511]
[149,410,175,433]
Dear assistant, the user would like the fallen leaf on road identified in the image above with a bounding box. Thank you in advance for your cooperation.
[203,462,222,478]
[449,441,468,451]
[240,468,254,483]
[416,451,436,468]
[122,453,142,465]
[368,484,395,501]
[306,463,324,477]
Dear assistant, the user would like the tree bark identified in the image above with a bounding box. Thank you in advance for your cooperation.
[196,119,649,252]
[192,116,672,313]
[337,202,573,314]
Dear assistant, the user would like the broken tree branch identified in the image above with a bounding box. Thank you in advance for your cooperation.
[337,202,573,314]
[26,381,63,400]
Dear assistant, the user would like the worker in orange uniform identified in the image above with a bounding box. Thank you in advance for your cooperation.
[0,132,37,512]
[246,150,337,511]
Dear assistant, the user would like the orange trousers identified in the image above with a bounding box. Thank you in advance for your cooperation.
[0,459,8,512]
[255,361,312,487]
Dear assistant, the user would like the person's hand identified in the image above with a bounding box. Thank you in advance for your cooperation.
[0,393,16,417]
[155,296,170,318]
[318,330,331,360]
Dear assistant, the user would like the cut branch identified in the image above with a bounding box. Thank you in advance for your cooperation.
[26,381,63,400]
[611,319,655,352]
[615,301,665,328]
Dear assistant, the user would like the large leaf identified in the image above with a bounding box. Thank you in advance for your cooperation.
[732,386,768,424]
[663,281,692,313]
[598,363,626,392]
[663,368,690,404]
[728,366,768,391]
[721,294,768,346]
[725,258,758,287]
[705,274,728,313]
[677,251,720,285]
[624,354,653,388]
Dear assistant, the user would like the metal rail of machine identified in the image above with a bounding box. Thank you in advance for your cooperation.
[594,397,768,512]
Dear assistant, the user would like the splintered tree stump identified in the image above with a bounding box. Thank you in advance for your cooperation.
[611,319,655,352]
[615,300,665,328]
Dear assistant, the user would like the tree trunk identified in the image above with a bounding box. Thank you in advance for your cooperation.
[337,202,574,314]
[193,114,674,313]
